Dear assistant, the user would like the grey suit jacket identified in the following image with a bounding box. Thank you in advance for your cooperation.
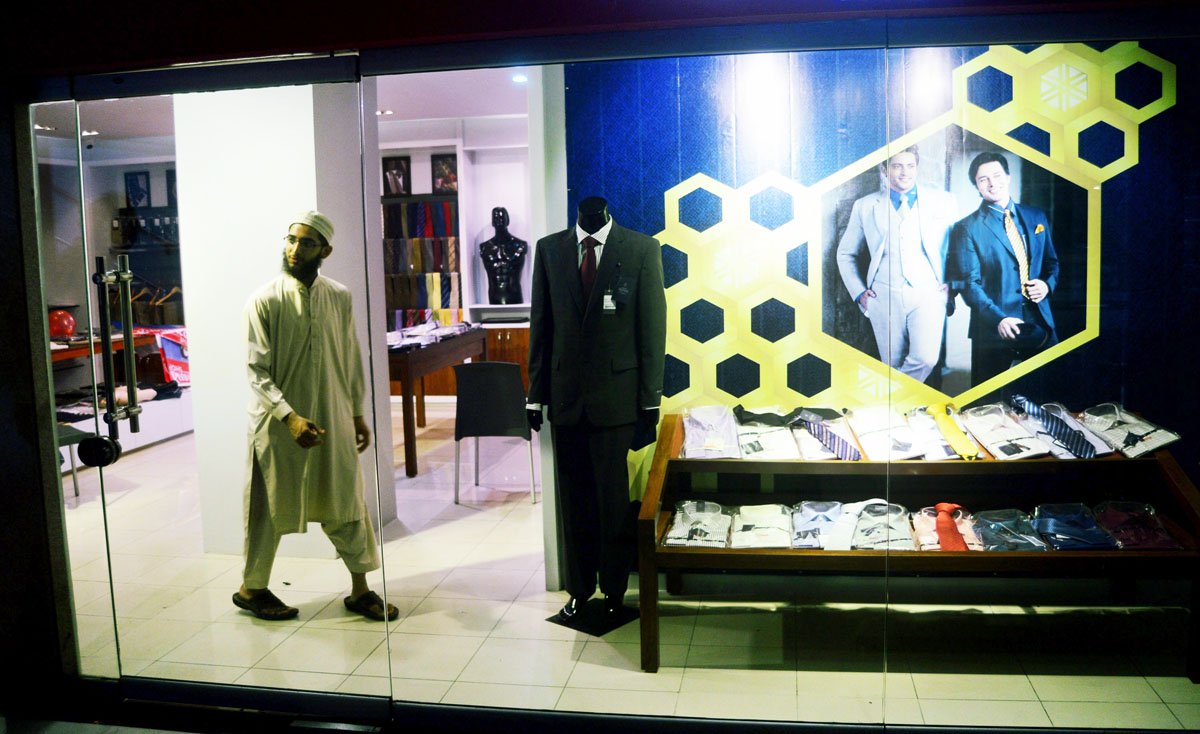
[527,222,667,427]
[836,186,960,310]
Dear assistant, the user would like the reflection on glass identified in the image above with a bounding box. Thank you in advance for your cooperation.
[36,99,122,679]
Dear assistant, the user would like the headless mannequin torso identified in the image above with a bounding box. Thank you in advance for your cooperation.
[479,206,528,304]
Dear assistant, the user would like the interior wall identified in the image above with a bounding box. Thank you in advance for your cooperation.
[466,148,531,305]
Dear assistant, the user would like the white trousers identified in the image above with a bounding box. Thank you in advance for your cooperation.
[865,282,946,382]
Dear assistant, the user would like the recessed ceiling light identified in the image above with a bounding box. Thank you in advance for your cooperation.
[512,73,529,84]
[376,109,394,116]
[81,130,99,137]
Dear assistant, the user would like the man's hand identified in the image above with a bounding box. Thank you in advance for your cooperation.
[857,289,876,309]
[353,415,371,453]
[527,408,543,432]
[286,412,325,448]
[1023,279,1049,303]
[997,317,1025,340]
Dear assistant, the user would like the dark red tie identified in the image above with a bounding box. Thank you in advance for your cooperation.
[935,502,969,551]
[580,235,598,300]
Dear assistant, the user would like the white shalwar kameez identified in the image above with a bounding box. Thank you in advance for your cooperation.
[242,273,379,587]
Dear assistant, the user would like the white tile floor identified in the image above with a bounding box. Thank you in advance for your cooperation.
[61,401,1200,728]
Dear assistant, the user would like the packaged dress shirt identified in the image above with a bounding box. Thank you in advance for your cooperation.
[1093,501,1181,550]
[961,403,1051,460]
[664,500,732,548]
[737,424,802,460]
[793,425,837,460]
[845,406,924,461]
[905,410,962,461]
[911,506,984,551]
[1080,403,1181,458]
[823,498,887,550]
[852,501,917,551]
[729,504,793,549]
[681,406,741,459]
[1042,403,1114,456]
[973,509,1048,551]
[1031,503,1120,550]
[791,500,843,548]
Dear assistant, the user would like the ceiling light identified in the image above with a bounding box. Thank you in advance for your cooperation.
[34,123,57,132]
[511,73,528,84]
[81,130,100,137]
[376,109,393,116]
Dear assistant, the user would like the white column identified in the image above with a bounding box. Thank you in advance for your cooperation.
[175,82,395,557]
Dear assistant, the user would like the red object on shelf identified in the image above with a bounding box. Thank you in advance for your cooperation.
[48,309,76,338]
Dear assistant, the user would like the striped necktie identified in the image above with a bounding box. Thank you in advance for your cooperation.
[1002,209,1030,293]
[799,418,861,461]
[1010,394,1095,458]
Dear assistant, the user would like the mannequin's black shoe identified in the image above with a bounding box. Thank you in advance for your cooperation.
[557,597,585,621]
[603,594,624,615]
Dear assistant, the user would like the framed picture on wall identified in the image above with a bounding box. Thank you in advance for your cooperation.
[382,155,411,196]
[166,169,177,207]
[431,153,458,195]
[125,171,150,208]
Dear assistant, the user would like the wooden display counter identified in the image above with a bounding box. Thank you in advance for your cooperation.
[636,413,1200,677]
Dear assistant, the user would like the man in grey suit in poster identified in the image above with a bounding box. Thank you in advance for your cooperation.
[527,196,666,624]
[836,146,959,383]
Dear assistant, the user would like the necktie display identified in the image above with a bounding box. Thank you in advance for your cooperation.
[1009,394,1095,458]
[934,502,970,551]
[926,403,982,460]
[580,235,598,300]
[1002,209,1030,293]
[798,417,861,461]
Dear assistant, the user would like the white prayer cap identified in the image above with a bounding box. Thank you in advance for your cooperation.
[290,210,334,243]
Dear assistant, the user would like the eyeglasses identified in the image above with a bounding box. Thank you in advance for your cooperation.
[283,234,322,249]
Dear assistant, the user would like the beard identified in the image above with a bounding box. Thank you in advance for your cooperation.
[282,253,322,282]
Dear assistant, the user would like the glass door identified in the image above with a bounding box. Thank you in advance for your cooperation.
[40,78,396,699]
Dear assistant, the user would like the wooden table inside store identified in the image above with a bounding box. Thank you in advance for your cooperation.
[388,327,487,477]
[636,413,1200,677]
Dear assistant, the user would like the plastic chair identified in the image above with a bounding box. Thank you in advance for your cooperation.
[452,361,536,505]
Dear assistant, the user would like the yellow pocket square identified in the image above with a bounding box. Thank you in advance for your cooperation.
[1034,223,1045,234]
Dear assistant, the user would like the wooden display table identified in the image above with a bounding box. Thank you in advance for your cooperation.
[388,327,487,477]
[636,413,1200,677]
[50,334,156,363]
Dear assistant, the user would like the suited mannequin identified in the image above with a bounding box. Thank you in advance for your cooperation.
[527,196,666,621]
[479,207,528,304]
[950,151,1059,385]
[836,146,959,383]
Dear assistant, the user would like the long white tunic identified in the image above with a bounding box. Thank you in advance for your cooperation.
[245,273,367,533]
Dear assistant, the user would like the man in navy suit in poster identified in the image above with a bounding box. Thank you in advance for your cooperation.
[951,151,1060,385]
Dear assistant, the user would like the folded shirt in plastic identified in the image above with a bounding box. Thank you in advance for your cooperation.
[1080,403,1181,458]
[730,504,793,549]
[961,403,1051,460]
[852,501,916,550]
[664,500,731,548]
[905,410,962,461]
[793,407,862,461]
[912,506,984,551]
[737,424,802,460]
[1042,402,1114,457]
[972,509,1048,551]
[792,500,843,549]
[845,406,924,461]
[1093,501,1181,550]
[1032,502,1120,550]
[681,405,741,459]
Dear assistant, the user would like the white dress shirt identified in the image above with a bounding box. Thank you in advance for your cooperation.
[665,500,731,547]
[729,504,793,549]
[792,500,843,548]
[961,403,1051,460]
[845,406,923,461]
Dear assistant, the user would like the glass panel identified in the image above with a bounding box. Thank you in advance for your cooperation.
[60,82,392,694]
[36,99,121,679]
[879,39,1199,731]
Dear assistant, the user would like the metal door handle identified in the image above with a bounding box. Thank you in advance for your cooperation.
[92,255,142,439]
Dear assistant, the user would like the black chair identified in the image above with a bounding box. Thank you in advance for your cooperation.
[57,424,91,498]
[452,361,537,505]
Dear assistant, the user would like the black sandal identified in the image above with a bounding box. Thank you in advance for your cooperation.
[232,589,299,621]
[344,590,399,621]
